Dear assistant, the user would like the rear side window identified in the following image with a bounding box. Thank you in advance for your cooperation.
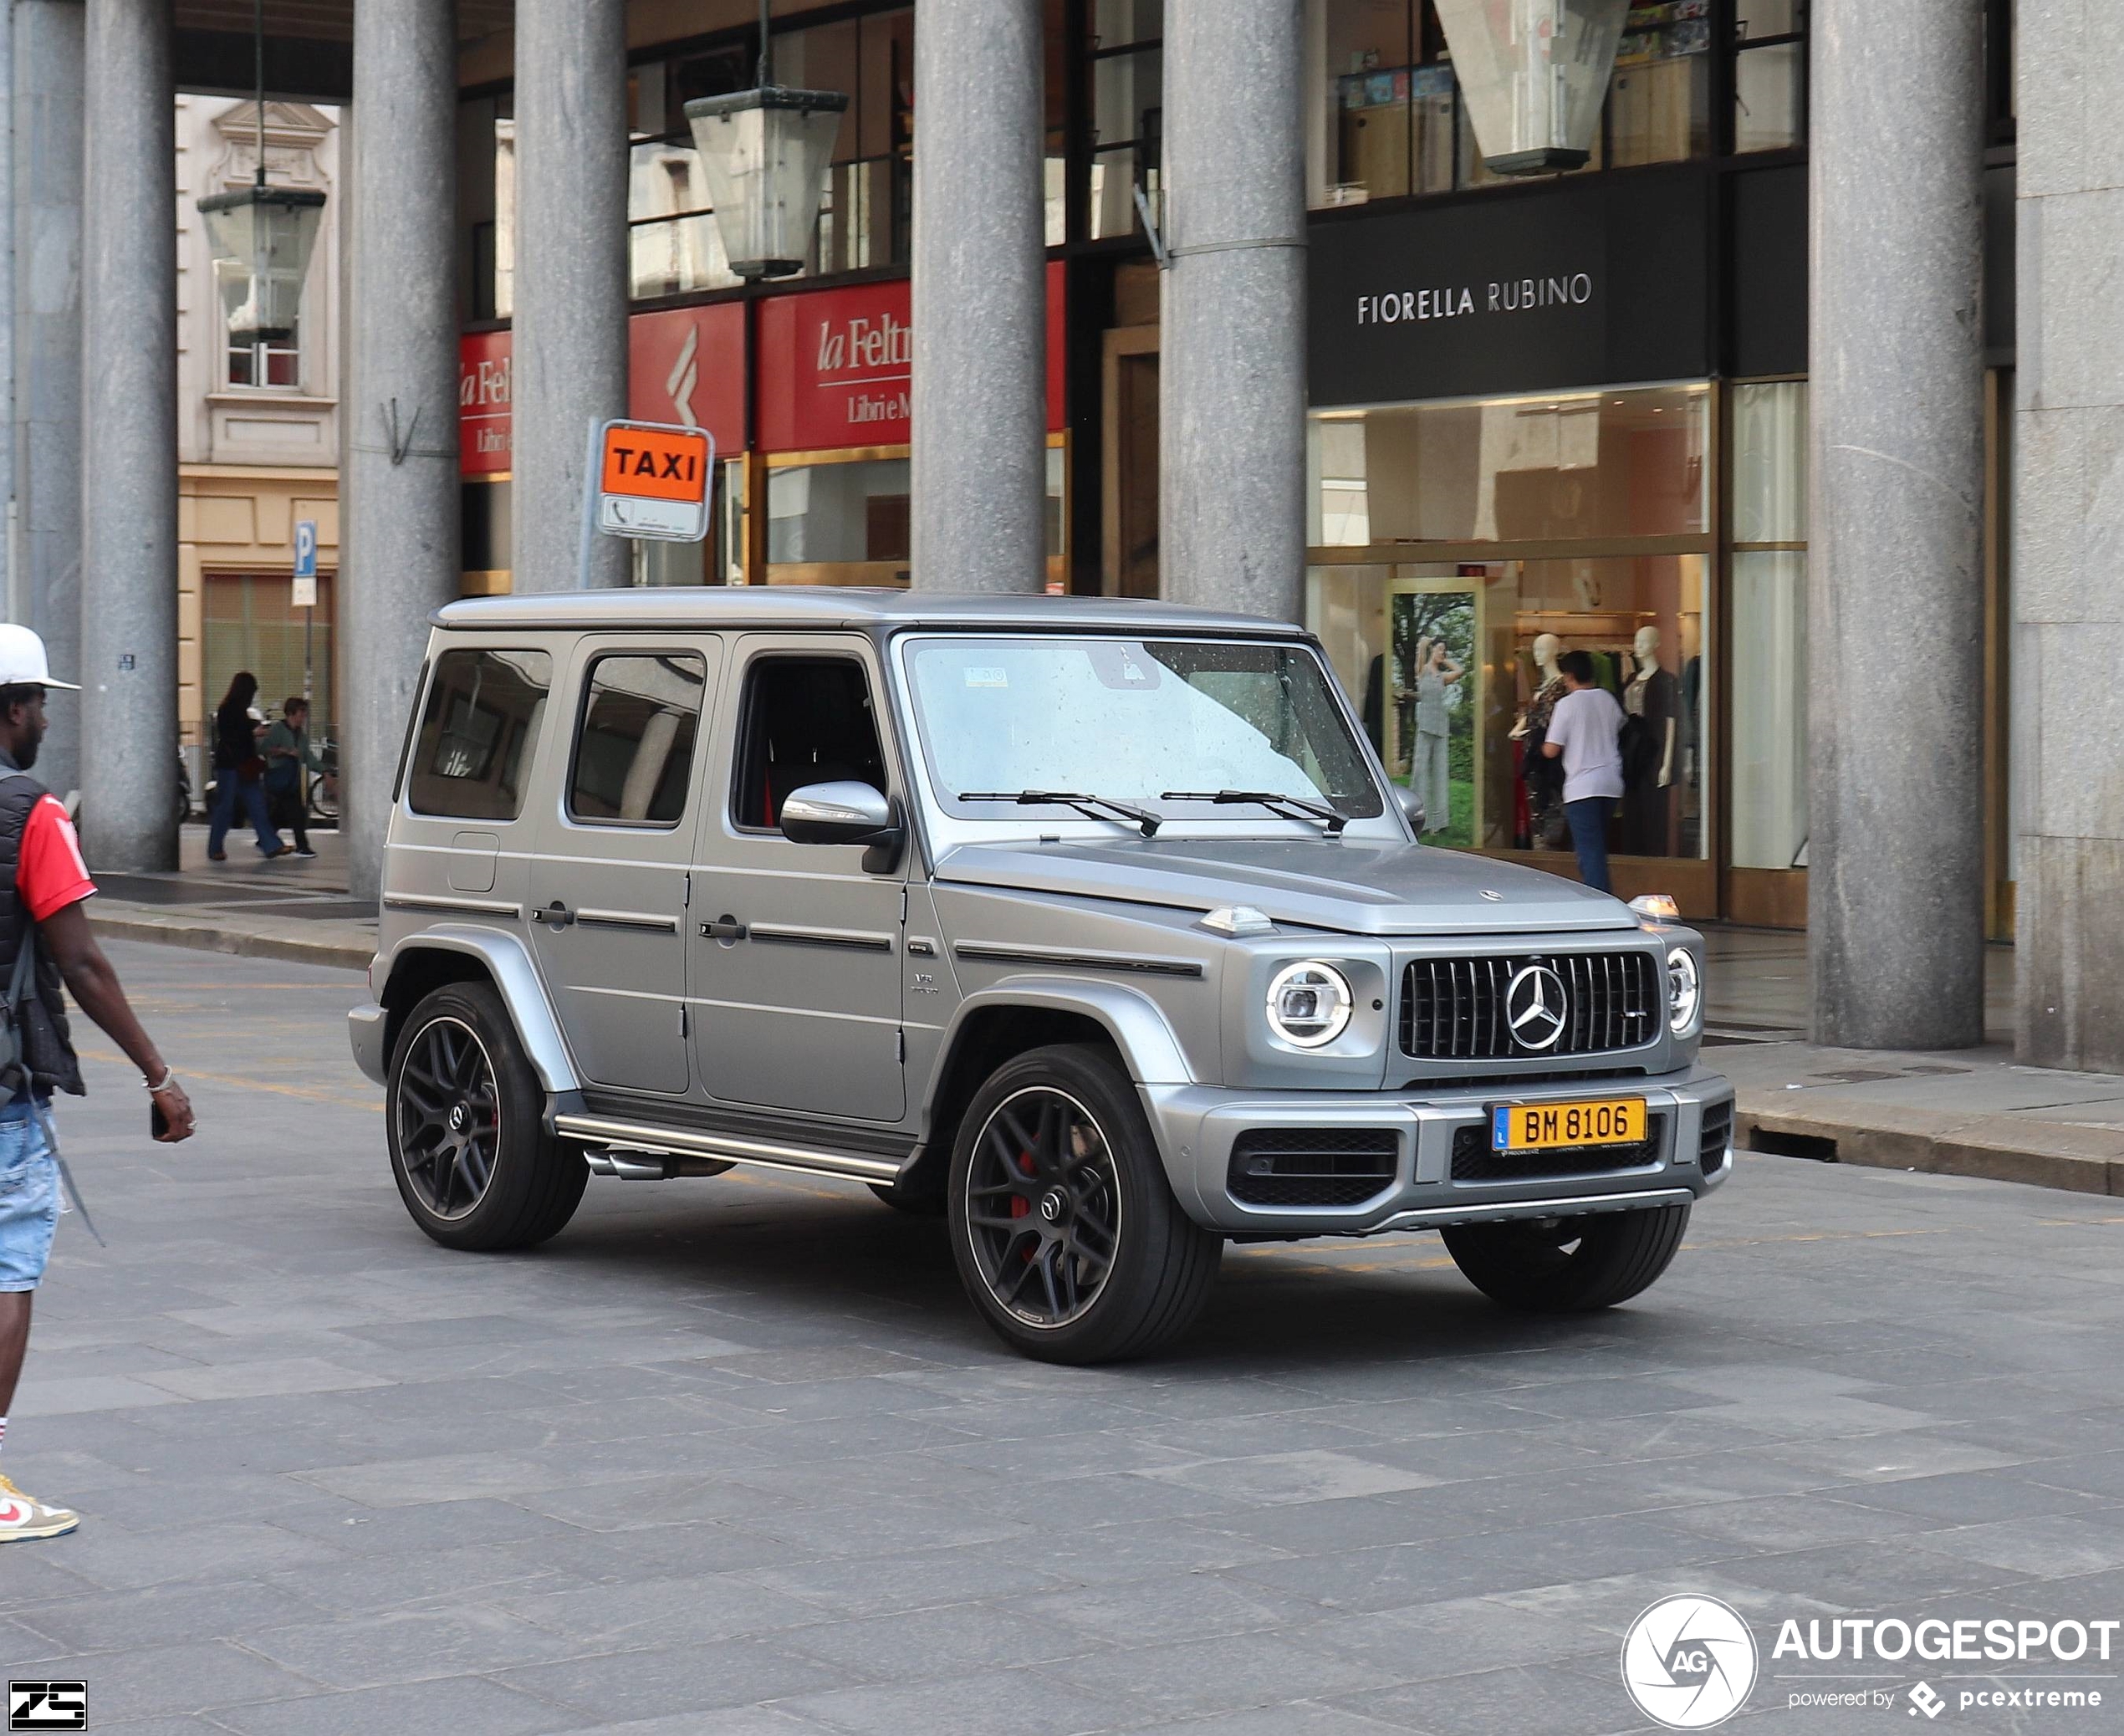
[406,647,552,820]
[568,653,707,826]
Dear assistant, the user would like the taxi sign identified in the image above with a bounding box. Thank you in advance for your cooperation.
[596,420,712,543]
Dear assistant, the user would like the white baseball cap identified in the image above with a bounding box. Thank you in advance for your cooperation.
[0,623,77,690]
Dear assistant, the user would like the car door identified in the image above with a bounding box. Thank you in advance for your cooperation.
[689,636,906,1124]
[529,639,720,1097]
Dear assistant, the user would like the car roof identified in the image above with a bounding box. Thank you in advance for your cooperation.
[432,587,1304,638]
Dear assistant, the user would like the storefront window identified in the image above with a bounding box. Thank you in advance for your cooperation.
[1308,385,1708,548]
[1305,1,1748,211]
[1734,0,1805,152]
[1090,0,1163,240]
[1729,380,1808,871]
[1311,556,1708,860]
[768,457,911,585]
[1307,382,1711,868]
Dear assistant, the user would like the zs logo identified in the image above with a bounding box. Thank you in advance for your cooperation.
[9,1682,86,1731]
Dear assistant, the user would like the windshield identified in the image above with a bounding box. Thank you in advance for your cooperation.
[901,636,1385,823]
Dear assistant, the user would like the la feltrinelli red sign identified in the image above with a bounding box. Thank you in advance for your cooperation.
[458,264,1063,475]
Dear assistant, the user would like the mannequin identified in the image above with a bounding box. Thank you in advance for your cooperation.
[1513,632,1569,848]
[1621,625,1679,855]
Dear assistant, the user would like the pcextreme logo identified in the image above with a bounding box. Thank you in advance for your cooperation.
[1621,1595,1760,1729]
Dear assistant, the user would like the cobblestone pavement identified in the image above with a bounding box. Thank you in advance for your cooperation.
[3,942,2122,1734]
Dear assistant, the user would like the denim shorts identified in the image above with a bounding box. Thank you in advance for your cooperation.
[0,1099,58,1292]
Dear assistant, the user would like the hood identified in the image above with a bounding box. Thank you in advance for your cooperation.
[932,835,1640,937]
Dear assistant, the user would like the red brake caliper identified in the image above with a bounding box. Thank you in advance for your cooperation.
[1010,1149,1035,1240]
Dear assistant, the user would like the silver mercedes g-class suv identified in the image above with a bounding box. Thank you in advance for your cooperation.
[349,590,1732,1364]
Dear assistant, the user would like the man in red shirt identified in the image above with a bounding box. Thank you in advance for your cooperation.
[0,624,193,1543]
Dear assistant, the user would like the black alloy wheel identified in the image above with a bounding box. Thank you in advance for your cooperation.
[962,1085,1123,1329]
[1441,1202,1690,1312]
[395,1015,500,1220]
[948,1044,1222,1364]
[386,981,585,1252]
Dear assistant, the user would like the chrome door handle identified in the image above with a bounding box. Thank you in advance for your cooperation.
[699,916,746,942]
[533,901,574,930]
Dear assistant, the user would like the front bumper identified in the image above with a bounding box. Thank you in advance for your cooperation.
[1143,1064,1733,1237]
[348,1001,389,1085]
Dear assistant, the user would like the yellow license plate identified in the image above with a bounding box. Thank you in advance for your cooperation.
[1492,1098,1647,1152]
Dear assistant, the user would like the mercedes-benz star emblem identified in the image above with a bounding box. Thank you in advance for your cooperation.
[1506,963,1570,1051]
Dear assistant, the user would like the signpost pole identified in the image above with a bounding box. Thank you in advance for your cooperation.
[579,416,608,591]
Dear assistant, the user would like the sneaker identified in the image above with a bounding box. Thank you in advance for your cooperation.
[0,1473,79,1541]
[263,845,295,860]
[292,848,318,860]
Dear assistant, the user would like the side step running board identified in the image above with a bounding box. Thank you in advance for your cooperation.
[557,1111,907,1187]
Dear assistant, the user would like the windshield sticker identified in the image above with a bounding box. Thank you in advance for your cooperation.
[964,667,1008,688]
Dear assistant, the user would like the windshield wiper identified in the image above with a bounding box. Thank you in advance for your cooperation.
[960,790,1162,838]
[1161,789,1347,837]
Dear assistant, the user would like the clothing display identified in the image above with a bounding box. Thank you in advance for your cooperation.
[1621,660,1679,855]
[1518,673,1568,848]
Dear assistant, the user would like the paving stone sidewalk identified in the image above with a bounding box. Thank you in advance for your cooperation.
[2,942,2122,1733]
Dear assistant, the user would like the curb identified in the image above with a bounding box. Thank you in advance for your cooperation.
[88,904,372,973]
[1736,1091,2124,1198]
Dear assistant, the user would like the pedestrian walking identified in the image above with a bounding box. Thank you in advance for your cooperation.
[1541,649,1626,893]
[0,624,195,1542]
[206,671,288,862]
[262,697,324,860]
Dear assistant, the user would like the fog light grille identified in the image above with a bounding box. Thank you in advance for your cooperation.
[1698,1100,1734,1177]
[1228,1128,1399,1208]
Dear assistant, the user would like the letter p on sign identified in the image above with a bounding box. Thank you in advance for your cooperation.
[598,420,713,543]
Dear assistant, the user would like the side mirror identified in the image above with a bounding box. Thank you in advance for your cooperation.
[780,780,904,872]
[1396,787,1427,836]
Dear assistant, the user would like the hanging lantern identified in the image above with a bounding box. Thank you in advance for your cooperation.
[1432,0,1631,176]
[685,86,847,281]
[197,184,327,344]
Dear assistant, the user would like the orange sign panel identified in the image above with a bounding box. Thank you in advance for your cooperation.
[600,424,710,503]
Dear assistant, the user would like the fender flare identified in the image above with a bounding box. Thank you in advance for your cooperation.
[376,924,580,1095]
[921,976,1197,1125]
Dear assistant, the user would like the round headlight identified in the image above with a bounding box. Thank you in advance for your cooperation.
[1667,946,1702,1035]
[1265,961,1353,1049]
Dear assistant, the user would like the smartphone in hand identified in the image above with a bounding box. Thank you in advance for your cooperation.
[151,1097,169,1140]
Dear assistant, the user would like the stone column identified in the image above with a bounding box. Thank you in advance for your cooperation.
[509,0,627,593]
[909,0,1047,594]
[1160,0,1307,621]
[12,0,81,800]
[2015,0,2124,1069]
[78,0,174,871]
[1807,0,1985,1049]
[343,0,458,901]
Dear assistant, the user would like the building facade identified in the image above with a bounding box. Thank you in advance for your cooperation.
[174,93,340,788]
[19,0,2119,1066]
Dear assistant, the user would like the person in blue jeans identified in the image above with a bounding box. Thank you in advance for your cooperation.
[206,671,288,861]
[1540,649,1626,894]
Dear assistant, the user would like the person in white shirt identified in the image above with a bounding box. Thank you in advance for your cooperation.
[1540,650,1626,892]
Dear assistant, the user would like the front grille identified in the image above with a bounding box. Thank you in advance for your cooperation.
[1400,952,1660,1060]
[1698,1100,1734,1176]
[1450,1114,1667,1183]
[1229,1128,1400,1208]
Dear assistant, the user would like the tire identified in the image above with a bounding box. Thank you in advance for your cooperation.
[1442,1202,1689,1312]
[947,1043,1221,1365]
[386,981,585,1252]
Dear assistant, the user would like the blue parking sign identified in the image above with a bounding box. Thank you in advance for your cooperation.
[294,518,318,579]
